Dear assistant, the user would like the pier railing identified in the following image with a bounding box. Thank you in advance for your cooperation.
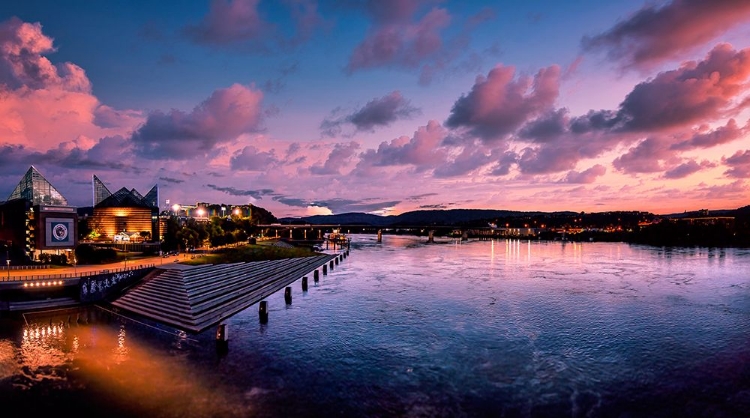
[0,264,156,283]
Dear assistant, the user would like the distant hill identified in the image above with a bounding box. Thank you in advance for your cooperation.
[662,207,744,218]
[280,209,577,227]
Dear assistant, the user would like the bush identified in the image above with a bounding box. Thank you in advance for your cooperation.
[75,244,118,264]
[50,254,68,265]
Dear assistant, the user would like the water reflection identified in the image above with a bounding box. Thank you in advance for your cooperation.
[0,237,748,417]
[0,308,252,417]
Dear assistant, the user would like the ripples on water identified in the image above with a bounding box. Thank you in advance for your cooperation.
[1,236,749,417]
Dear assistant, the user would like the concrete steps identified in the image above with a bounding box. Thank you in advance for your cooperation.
[109,254,340,333]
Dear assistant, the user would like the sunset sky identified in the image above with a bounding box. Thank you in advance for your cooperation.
[1,0,749,217]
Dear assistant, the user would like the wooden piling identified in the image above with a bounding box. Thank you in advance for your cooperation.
[284,286,292,304]
[302,276,308,291]
[259,300,268,323]
[216,323,228,342]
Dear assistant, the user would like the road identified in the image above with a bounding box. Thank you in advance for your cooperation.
[0,254,182,281]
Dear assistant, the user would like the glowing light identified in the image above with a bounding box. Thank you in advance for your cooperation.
[172,204,181,212]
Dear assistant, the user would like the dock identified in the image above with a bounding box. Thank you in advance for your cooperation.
[109,254,340,333]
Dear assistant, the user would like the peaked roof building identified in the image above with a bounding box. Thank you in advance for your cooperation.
[92,175,158,209]
[87,175,161,241]
[8,166,68,206]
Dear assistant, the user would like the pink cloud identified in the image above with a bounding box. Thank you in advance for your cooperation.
[93,105,145,130]
[0,17,90,91]
[670,118,746,151]
[362,0,435,23]
[131,83,265,159]
[354,120,448,174]
[612,137,675,174]
[346,6,450,72]
[320,91,420,137]
[0,18,141,150]
[310,141,360,175]
[563,164,606,184]
[433,138,497,177]
[663,159,716,179]
[615,44,750,132]
[229,145,279,171]
[183,0,324,49]
[582,0,750,70]
[722,149,750,178]
[517,145,581,175]
[695,179,748,201]
[445,64,560,140]
[184,0,267,45]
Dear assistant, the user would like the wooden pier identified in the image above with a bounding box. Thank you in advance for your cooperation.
[110,254,340,333]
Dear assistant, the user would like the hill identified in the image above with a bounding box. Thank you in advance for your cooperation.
[280,209,578,227]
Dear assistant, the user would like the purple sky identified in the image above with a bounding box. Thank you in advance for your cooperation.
[1,0,749,217]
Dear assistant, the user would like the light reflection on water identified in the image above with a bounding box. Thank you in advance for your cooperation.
[0,236,749,417]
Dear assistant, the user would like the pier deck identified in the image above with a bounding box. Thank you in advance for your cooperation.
[110,254,338,333]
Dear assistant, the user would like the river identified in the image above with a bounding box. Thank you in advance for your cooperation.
[1,235,748,417]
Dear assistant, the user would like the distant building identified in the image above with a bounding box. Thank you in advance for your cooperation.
[86,175,162,241]
[0,166,77,262]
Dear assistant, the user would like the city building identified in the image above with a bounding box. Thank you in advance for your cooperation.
[86,175,162,241]
[169,202,253,221]
[0,166,77,262]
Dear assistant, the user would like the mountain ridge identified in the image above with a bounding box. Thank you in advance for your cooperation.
[280,206,748,227]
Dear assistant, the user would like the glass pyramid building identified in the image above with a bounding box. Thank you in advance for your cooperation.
[8,166,68,206]
[92,175,158,209]
[92,175,112,207]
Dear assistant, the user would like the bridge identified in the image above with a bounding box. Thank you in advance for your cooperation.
[257,223,540,241]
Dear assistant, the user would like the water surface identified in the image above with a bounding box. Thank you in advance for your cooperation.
[1,236,748,417]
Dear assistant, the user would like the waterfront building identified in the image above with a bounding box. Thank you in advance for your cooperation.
[87,175,161,241]
[0,166,77,262]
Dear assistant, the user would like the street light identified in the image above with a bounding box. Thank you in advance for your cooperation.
[6,260,9,280]
[221,206,226,218]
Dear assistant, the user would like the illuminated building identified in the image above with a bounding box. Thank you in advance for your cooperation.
[87,176,160,241]
[0,166,77,262]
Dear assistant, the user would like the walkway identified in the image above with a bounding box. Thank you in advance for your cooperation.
[110,254,342,333]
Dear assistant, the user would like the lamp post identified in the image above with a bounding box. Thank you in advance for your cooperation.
[6,260,9,280]
[221,206,226,218]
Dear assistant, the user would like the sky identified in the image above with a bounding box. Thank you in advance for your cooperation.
[0,0,749,218]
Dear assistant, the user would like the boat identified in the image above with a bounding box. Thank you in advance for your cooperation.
[325,228,349,246]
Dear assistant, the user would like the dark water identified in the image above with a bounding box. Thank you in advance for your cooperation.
[1,236,749,417]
